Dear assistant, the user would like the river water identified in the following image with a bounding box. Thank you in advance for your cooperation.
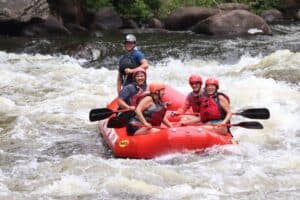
[0,23,300,199]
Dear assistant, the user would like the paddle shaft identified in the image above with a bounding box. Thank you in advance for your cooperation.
[131,121,263,129]
[89,108,133,121]
[172,108,270,119]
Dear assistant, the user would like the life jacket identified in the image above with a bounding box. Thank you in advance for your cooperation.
[129,85,146,107]
[186,92,202,113]
[143,99,167,126]
[129,93,166,126]
[199,92,230,123]
[119,53,139,85]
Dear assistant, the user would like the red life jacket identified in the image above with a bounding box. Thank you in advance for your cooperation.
[130,87,145,107]
[199,92,230,123]
[186,92,202,113]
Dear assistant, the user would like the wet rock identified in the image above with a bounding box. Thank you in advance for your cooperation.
[65,23,89,34]
[90,7,122,31]
[261,9,283,23]
[165,7,219,30]
[122,19,139,29]
[22,15,70,36]
[70,42,109,61]
[279,0,300,20]
[147,18,164,29]
[295,9,300,21]
[192,10,272,36]
[0,0,49,22]
[54,0,84,25]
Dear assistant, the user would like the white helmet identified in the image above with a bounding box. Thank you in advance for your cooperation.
[124,34,136,43]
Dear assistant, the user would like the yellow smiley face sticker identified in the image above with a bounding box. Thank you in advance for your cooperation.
[119,140,129,147]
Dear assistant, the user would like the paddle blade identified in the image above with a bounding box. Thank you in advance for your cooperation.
[89,108,113,121]
[107,117,127,128]
[236,108,270,119]
[107,111,135,128]
[233,121,264,129]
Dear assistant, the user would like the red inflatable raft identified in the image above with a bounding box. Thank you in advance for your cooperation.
[98,85,233,159]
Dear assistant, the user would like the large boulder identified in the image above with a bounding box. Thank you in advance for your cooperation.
[122,19,139,29]
[192,10,272,36]
[54,0,84,25]
[89,7,122,30]
[0,0,49,22]
[261,9,283,23]
[22,15,70,36]
[295,9,300,21]
[147,18,164,29]
[279,0,300,20]
[165,7,219,30]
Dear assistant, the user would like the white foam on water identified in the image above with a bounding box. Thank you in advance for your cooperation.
[34,174,96,196]
[0,49,299,199]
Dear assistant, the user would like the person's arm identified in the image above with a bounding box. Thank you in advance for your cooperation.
[181,96,191,113]
[135,96,153,127]
[117,72,123,94]
[118,86,135,110]
[135,59,149,71]
[219,95,232,124]
[125,51,149,74]
[118,98,135,110]
[163,114,172,127]
[124,60,148,74]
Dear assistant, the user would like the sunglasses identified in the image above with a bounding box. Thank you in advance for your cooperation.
[190,82,201,86]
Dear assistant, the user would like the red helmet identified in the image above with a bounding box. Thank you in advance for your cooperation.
[189,75,202,84]
[205,78,219,89]
[149,82,165,93]
[133,68,146,78]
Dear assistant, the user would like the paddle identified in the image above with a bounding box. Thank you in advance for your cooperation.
[107,111,136,128]
[89,108,132,122]
[219,121,263,129]
[181,121,263,129]
[172,108,270,120]
[104,107,269,129]
[111,120,263,130]
[233,108,270,119]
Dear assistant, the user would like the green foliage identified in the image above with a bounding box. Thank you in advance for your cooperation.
[65,0,281,23]
[158,0,182,19]
[144,0,161,16]
[181,0,225,7]
[79,0,112,12]
[232,0,280,14]
[157,0,227,19]
[112,0,154,22]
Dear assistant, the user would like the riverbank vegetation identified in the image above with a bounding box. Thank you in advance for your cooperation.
[78,0,280,22]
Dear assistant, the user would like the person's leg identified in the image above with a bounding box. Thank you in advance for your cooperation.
[179,116,201,126]
[134,127,161,135]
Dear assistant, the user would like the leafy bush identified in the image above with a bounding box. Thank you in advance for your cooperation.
[112,0,153,22]
[233,0,280,14]
[55,0,281,23]
[80,0,112,12]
